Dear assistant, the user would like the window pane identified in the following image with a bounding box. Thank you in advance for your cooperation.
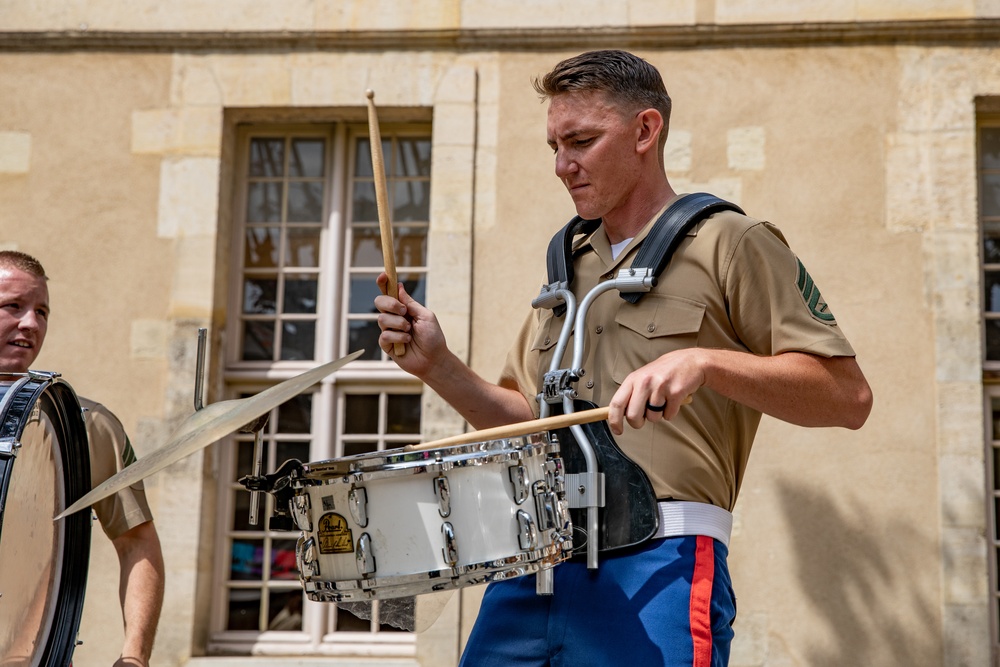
[986,271,1000,312]
[289,139,325,178]
[286,228,321,267]
[348,321,381,361]
[395,138,432,177]
[284,276,318,314]
[249,138,285,177]
[232,490,259,531]
[392,180,430,221]
[270,540,300,580]
[268,590,304,631]
[352,181,378,222]
[343,440,377,457]
[244,278,278,314]
[280,321,315,361]
[982,173,1000,218]
[288,182,324,223]
[983,127,1000,170]
[987,320,1000,361]
[245,227,281,268]
[396,225,428,267]
[231,539,264,580]
[276,441,310,466]
[344,395,379,433]
[242,321,275,361]
[400,272,426,305]
[387,394,421,434]
[227,589,262,631]
[985,233,1000,265]
[277,394,312,434]
[354,138,390,177]
[237,440,271,479]
[351,225,383,267]
[348,274,381,313]
[247,182,283,223]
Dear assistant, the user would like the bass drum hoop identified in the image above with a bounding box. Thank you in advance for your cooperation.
[0,375,92,667]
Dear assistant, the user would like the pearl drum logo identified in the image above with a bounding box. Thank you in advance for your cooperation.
[317,513,354,555]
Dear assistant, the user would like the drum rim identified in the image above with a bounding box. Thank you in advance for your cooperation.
[0,376,92,667]
[301,432,558,481]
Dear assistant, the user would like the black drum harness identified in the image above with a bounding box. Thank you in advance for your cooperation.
[532,193,743,591]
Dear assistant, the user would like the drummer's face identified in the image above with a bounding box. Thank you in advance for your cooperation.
[0,267,49,373]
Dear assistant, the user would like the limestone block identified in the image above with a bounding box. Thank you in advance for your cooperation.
[729,610,767,666]
[665,129,692,172]
[0,131,31,174]
[460,0,630,28]
[132,108,222,156]
[436,63,477,105]
[885,131,977,234]
[939,453,988,534]
[940,526,988,604]
[937,382,987,456]
[196,55,293,107]
[131,319,170,359]
[315,0,461,31]
[942,603,991,667]
[170,235,218,318]
[292,53,446,107]
[671,176,742,203]
[171,56,224,107]
[727,126,766,171]
[157,157,221,238]
[434,101,477,147]
[716,0,856,23]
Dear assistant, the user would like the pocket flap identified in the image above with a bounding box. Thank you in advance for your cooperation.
[614,295,706,339]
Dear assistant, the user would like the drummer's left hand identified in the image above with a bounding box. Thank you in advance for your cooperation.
[607,348,704,435]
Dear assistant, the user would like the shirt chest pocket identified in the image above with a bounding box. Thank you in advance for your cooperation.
[612,295,707,384]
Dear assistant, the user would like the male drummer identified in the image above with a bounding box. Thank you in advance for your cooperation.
[0,250,164,667]
[375,50,873,665]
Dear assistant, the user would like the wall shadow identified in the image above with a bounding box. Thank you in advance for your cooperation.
[774,478,941,666]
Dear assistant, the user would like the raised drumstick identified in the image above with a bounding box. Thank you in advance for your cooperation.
[366,89,405,357]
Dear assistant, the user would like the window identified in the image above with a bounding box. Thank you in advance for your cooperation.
[981,112,1000,664]
[211,121,432,657]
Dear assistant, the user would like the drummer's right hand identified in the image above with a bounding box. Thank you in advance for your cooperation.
[375,273,447,377]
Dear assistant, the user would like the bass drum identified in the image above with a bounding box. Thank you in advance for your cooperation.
[0,373,91,667]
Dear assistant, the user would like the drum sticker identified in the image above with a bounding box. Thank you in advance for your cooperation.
[322,495,336,511]
[317,512,354,555]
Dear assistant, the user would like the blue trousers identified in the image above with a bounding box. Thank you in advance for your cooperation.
[459,536,736,667]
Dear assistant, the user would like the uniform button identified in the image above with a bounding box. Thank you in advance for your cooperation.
[595,325,603,334]
[603,272,613,280]
[647,324,655,333]
[543,337,551,345]
[586,380,594,388]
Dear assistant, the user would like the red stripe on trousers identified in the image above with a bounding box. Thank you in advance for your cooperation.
[689,536,715,667]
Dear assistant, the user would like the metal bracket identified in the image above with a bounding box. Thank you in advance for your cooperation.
[563,471,605,509]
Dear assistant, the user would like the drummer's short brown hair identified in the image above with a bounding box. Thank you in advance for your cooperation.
[0,250,48,279]
[532,49,672,135]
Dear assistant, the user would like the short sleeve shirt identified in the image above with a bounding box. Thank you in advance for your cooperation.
[81,398,154,540]
[499,200,856,510]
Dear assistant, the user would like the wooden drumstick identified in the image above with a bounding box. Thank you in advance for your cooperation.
[366,89,405,357]
[405,407,611,452]
[404,394,692,453]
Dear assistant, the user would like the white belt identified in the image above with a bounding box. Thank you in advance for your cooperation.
[653,501,733,548]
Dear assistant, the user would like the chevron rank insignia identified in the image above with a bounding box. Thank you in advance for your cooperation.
[796,259,836,324]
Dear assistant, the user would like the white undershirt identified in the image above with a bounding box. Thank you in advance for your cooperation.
[610,237,634,261]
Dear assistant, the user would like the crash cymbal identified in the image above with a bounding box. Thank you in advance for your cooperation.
[55,350,364,521]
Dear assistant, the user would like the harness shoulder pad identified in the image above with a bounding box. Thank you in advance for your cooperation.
[621,193,745,304]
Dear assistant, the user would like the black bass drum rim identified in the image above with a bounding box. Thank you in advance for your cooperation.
[0,375,92,667]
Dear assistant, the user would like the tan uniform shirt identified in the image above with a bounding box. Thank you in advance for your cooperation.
[500,202,856,511]
[81,398,154,540]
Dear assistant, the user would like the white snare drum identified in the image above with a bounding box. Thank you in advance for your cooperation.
[289,431,572,602]
[0,373,91,667]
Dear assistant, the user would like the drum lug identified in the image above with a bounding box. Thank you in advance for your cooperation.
[356,532,376,576]
[291,493,312,532]
[0,437,18,455]
[441,521,459,567]
[508,464,529,505]
[296,535,321,579]
[532,481,559,531]
[434,475,451,517]
[349,486,369,527]
[516,509,538,550]
[544,456,565,494]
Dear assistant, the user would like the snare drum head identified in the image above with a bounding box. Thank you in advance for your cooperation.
[0,377,92,667]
